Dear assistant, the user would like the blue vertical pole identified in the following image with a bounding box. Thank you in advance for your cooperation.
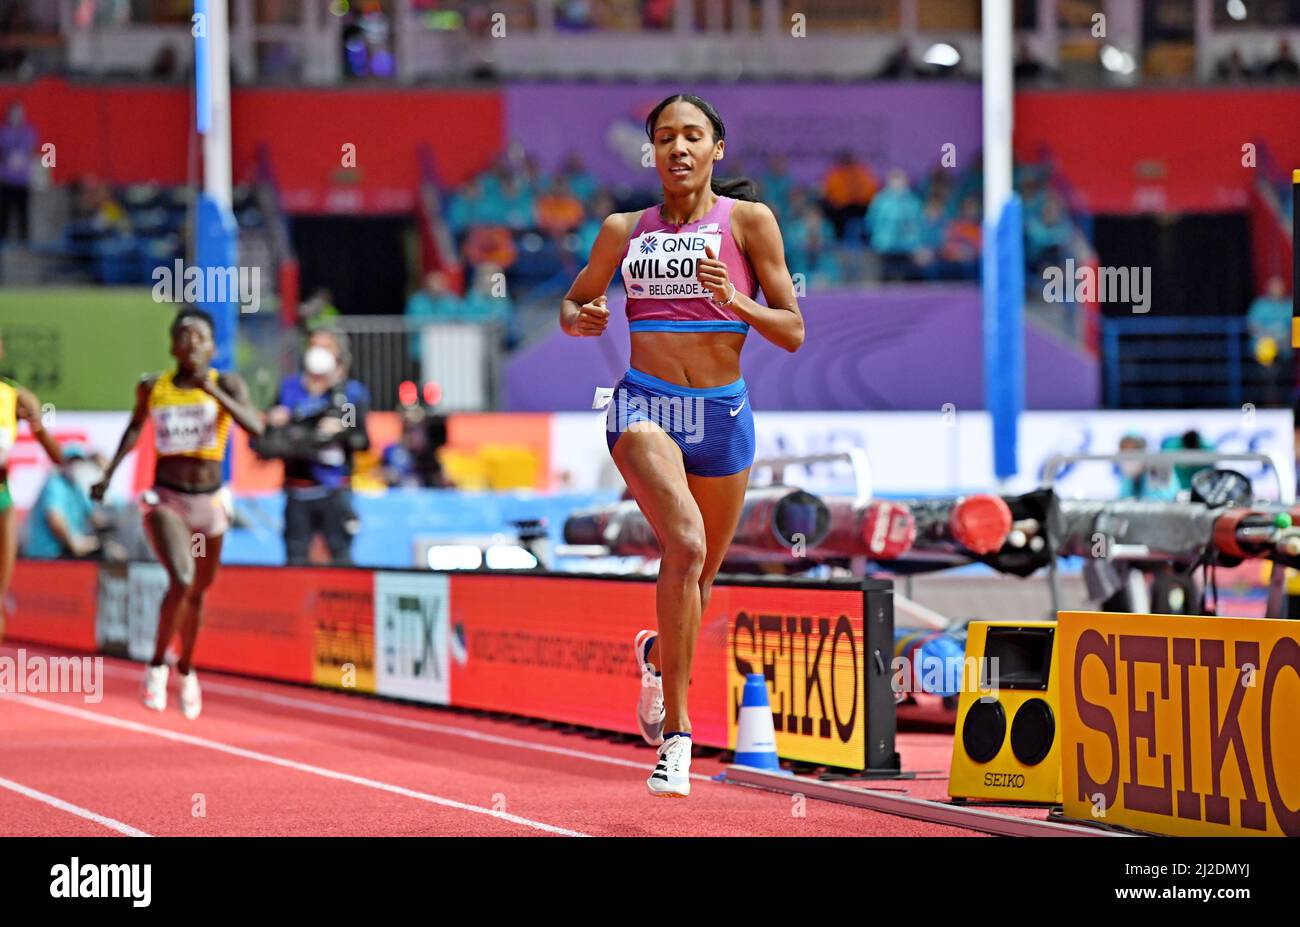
[984,196,1025,481]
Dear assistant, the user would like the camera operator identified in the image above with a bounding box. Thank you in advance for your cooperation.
[264,328,370,565]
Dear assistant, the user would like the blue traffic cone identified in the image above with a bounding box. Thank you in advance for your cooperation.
[733,673,787,772]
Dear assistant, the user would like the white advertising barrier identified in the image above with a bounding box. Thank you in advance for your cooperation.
[550,409,1294,499]
[126,561,168,663]
[373,571,451,705]
[4,411,136,509]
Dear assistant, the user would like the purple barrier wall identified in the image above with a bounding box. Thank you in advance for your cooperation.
[506,285,1099,411]
[505,82,983,188]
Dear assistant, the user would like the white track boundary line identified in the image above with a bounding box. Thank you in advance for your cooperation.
[0,775,152,837]
[0,692,587,837]
[95,662,716,783]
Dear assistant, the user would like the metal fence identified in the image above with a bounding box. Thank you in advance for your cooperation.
[335,316,504,412]
[1102,316,1292,409]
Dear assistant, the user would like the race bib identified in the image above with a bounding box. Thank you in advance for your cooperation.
[622,230,723,300]
[153,402,218,455]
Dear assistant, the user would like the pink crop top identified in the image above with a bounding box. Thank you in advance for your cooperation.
[619,194,758,333]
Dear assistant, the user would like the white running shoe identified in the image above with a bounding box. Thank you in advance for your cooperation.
[633,629,664,746]
[647,733,691,797]
[142,664,168,712]
[179,670,202,720]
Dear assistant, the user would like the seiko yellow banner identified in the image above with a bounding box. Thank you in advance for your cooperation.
[1058,610,1300,836]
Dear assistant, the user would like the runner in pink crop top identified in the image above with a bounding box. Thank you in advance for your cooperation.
[619,195,758,333]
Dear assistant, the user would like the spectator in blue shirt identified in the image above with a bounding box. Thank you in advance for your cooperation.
[558,152,599,205]
[1247,275,1292,367]
[22,445,101,559]
[867,169,925,280]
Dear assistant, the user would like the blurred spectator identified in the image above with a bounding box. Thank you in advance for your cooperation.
[573,191,614,257]
[22,445,101,559]
[1116,434,1177,502]
[405,270,465,363]
[759,154,794,217]
[462,224,518,270]
[821,150,878,240]
[72,176,130,234]
[266,329,371,566]
[1163,430,1213,492]
[1216,48,1253,83]
[783,190,838,285]
[1024,193,1076,274]
[937,195,982,278]
[382,407,450,488]
[536,178,585,240]
[298,287,340,332]
[519,152,546,197]
[1247,274,1292,376]
[559,152,599,205]
[0,101,35,242]
[498,174,536,230]
[460,262,514,326]
[866,169,925,280]
[1261,39,1300,81]
[447,178,489,234]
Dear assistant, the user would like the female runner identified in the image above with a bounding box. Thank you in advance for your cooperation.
[559,93,804,796]
[0,331,65,641]
[93,308,264,719]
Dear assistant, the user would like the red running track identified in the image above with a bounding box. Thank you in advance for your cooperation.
[0,643,986,837]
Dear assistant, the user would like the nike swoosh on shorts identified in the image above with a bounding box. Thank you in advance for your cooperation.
[729,400,745,416]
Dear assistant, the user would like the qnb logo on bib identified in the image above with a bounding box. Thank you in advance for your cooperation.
[623,231,723,299]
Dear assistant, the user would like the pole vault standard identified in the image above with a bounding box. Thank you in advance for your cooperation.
[982,0,1024,487]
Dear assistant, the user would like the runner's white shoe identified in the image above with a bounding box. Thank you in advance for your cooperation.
[633,629,664,746]
[179,670,202,720]
[142,664,168,712]
[647,733,691,797]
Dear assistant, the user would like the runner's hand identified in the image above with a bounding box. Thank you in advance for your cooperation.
[573,295,609,336]
[697,245,732,303]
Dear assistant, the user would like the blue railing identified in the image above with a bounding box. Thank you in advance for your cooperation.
[1102,316,1288,409]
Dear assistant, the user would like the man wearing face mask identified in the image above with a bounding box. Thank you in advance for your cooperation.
[22,445,102,559]
[265,329,371,565]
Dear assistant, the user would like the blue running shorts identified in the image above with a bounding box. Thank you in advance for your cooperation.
[604,366,755,478]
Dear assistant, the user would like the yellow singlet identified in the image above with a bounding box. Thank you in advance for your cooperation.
[0,378,19,470]
[148,370,231,461]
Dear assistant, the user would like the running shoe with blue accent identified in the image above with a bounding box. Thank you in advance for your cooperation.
[633,629,664,745]
[647,732,691,797]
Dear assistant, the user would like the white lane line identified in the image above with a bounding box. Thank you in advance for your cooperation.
[96,662,715,783]
[0,775,152,837]
[0,692,587,837]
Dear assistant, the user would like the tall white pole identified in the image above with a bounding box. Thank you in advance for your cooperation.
[983,0,1012,228]
[202,0,233,211]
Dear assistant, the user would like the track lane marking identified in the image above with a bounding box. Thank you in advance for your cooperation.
[0,775,152,836]
[95,662,716,783]
[0,692,587,837]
